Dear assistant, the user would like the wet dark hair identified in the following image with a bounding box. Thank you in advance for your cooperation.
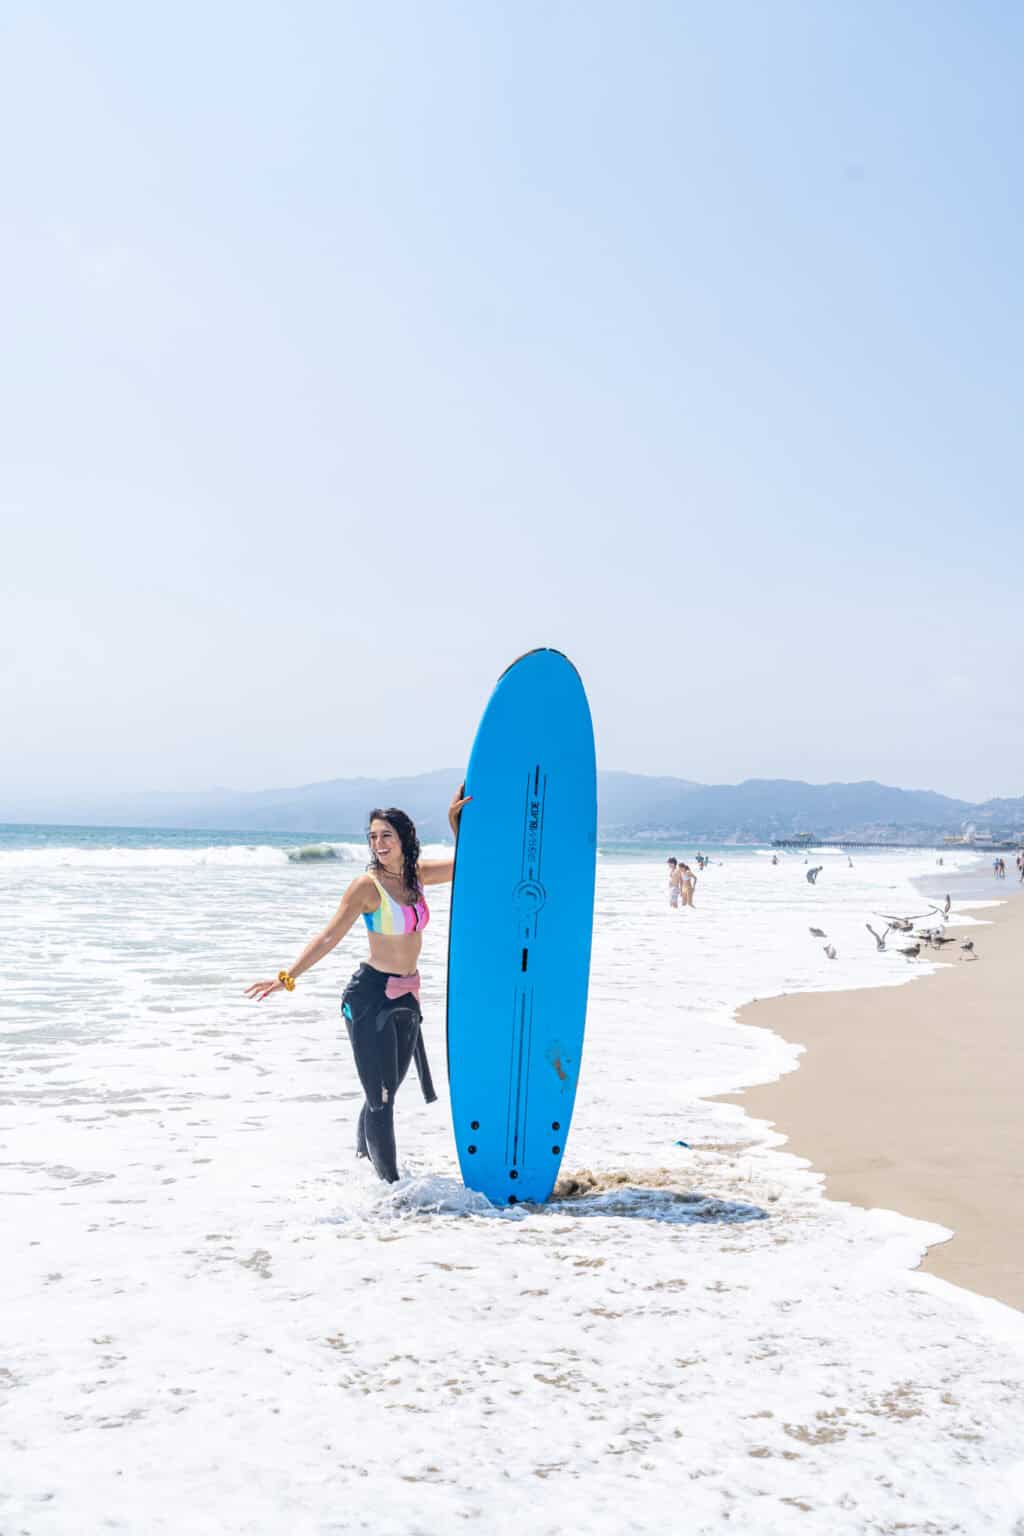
[667,857,677,864]
[367,807,421,896]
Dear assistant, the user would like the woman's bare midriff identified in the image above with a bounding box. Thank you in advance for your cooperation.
[366,932,424,976]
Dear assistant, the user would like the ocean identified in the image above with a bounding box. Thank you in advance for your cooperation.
[2,824,1022,1533]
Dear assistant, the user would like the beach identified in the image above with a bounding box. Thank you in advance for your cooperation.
[717,884,1024,1312]
[3,829,1024,1533]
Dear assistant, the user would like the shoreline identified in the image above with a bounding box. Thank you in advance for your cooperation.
[714,888,1023,1312]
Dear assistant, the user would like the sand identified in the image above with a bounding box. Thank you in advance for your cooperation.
[716,891,1024,1312]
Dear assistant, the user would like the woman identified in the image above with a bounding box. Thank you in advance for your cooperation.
[246,787,470,1183]
[679,862,697,909]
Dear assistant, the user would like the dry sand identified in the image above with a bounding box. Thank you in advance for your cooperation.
[716,893,1023,1311]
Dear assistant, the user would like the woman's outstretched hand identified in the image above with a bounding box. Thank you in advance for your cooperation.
[449,783,472,838]
[245,978,286,1001]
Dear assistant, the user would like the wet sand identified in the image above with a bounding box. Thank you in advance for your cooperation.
[716,890,1024,1311]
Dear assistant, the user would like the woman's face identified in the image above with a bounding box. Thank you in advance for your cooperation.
[369,819,401,868]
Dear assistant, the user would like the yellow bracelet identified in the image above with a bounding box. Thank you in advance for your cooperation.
[278,970,296,992]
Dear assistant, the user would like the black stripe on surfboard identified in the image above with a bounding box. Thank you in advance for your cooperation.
[495,646,583,685]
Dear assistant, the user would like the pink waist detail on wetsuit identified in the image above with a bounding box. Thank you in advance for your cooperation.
[385,971,421,1003]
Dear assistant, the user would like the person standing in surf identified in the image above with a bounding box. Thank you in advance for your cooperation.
[667,856,681,908]
[246,788,470,1183]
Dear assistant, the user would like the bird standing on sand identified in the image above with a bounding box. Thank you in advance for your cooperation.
[897,943,921,960]
[960,939,977,960]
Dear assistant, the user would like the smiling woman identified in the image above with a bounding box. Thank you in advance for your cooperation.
[246,786,471,1181]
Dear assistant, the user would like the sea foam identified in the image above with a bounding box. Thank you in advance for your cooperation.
[2,837,1022,1533]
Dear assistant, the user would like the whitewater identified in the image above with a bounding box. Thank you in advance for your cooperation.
[2,831,1023,1534]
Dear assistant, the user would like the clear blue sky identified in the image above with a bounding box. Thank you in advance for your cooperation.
[2,1,1021,804]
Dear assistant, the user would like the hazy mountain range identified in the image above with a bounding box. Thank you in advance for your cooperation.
[5,771,1023,844]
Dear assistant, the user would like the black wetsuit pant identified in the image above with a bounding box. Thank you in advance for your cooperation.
[341,964,436,1184]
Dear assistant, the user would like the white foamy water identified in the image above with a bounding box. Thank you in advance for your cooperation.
[2,840,1023,1534]
[0,840,454,870]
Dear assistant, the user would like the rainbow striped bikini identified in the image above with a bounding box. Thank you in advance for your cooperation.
[363,875,430,936]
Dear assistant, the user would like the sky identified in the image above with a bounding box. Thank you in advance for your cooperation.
[2,1,1022,806]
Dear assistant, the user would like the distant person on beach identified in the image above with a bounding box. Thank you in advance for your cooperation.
[806,866,823,885]
[667,857,681,908]
[679,862,697,908]
[771,854,779,866]
[246,788,470,1183]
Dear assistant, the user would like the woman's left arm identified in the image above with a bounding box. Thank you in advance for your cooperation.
[419,783,471,886]
[419,859,454,886]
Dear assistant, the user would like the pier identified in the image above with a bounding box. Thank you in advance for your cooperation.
[770,837,1020,851]
[770,838,927,850]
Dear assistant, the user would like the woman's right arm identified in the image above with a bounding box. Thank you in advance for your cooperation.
[419,783,472,886]
[245,874,373,1001]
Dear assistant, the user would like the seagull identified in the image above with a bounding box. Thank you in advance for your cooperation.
[866,923,890,951]
[897,943,921,960]
[960,939,977,960]
[914,927,948,946]
[823,944,837,959]
[879,913,931,932]
[809,926,827,938]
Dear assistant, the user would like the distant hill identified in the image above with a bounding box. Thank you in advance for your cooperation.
[602,777,979,842]
[601,775,1024,842]
[4,770,1023,843]
[2,770,456,839]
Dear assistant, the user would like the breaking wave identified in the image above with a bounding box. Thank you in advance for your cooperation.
[0,839,454,871]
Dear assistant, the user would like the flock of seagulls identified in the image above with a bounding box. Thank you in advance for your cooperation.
[808,892,978,962]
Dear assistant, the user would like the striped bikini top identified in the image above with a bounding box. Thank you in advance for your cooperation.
[363,875,430,936]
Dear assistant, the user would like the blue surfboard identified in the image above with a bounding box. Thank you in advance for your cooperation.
[447,649,597,1205]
